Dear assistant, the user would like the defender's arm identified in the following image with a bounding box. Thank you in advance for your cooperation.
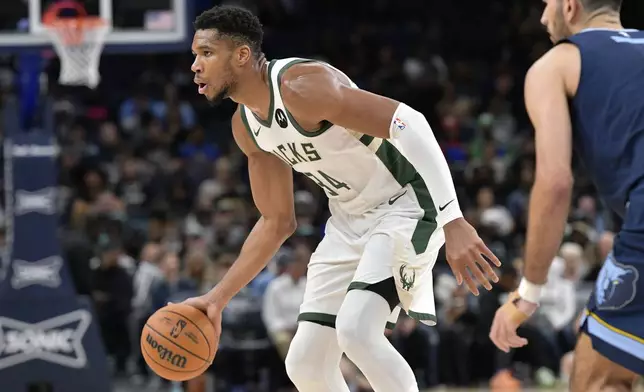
[206,108,297,309]
[519,44,577,303]
[280,63,461,227]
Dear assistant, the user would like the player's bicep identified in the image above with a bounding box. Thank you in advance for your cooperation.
[525,55,574,185]
[247,151,296,222]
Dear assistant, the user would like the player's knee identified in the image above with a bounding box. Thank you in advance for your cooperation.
[284,337,313,383]
[336,311,371,354]
[284,324,331,386]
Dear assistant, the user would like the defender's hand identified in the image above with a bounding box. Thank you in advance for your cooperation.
[489,293,538,352]
[443,218,501,295]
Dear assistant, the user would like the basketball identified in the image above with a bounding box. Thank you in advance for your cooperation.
[141,303,218,381]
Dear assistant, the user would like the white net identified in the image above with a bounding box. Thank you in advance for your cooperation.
[44,19,109,89]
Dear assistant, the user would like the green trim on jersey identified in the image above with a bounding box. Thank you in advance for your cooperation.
[239,106,263,151]
[360,136,438,254]
[251,60,277,127]
[277,59,335,137]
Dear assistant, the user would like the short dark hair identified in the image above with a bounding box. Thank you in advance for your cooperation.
[580,0,622,12]
[193,5,263,55]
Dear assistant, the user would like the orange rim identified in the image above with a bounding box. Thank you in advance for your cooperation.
[42,1,106,45]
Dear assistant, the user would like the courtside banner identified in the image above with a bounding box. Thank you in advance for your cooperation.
[0,128,111,392]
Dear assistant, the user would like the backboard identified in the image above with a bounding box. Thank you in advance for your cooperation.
[0,0,190,53]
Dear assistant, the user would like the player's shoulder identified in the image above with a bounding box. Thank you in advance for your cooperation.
[279,61,342,101]
[526,43,580,94]
[277,60,348,118]
[531,43,580,75]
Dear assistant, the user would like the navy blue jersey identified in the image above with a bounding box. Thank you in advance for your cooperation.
[563,28,644,217]
[567,28,644,376]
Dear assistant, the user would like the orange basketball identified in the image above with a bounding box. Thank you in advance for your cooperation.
[141,303,218,381]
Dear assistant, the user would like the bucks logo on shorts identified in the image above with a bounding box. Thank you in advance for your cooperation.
[399,264,416,291]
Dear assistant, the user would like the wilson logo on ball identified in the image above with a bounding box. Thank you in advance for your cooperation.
[145,333,188,368]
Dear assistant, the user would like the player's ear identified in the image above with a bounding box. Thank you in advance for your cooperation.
[235,45,252,67]
[565,0,580,23]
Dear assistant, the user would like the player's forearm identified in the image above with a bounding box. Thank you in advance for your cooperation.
[206,217,296,308]
[523,178,572,285]
[389,103,463,227]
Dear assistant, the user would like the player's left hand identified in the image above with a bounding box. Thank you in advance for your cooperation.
[489,293,539,352]
[443,217,502,295]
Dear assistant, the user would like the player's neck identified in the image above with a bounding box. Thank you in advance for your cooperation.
[229,57,271,114]
[577,11,623,33]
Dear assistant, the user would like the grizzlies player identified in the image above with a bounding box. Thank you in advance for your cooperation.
[180,5,501,392]
[490,0,644,390]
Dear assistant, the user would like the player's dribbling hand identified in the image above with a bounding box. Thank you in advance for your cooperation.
[489,293,538,352]
[172,296,222,341]
[443,217,501,295]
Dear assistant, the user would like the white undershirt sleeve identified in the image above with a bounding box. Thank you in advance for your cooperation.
[388,102,463,228]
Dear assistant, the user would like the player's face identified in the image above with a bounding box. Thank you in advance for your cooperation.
[541,0,574,43]
[191,29,237,105]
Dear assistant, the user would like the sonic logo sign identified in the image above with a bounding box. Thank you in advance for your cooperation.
[0,310,91,369]
[14,188,57,216]
[11,257,63,289]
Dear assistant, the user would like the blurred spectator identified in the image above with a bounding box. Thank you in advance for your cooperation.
[91,238,133,376]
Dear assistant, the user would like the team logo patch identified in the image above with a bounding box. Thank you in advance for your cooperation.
[399,264,416,291]
[393,117,406,131]
[594,254,639,310]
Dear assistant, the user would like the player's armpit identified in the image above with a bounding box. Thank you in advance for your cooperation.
[206,109,296,308]
[280,63,400,139]
[521,45,576,286]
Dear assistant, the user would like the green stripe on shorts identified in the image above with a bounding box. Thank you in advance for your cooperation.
[298,312,397,331]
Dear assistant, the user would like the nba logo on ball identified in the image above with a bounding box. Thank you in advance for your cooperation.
[393,117,406,131]
[170,320,187,339]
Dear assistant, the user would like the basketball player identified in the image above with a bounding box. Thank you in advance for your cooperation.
[489,0,644,390]
[179,5,502,392]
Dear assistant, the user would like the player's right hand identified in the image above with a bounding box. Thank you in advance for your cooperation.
[172,296,222,341]
[443,217,501,295]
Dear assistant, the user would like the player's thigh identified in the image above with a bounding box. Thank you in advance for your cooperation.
[349,213,441,316]
[298,222,362,327]
[571,332,639,392]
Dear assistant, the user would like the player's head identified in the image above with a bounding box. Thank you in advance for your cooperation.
[541,0,622,43]
[191,6,263,105]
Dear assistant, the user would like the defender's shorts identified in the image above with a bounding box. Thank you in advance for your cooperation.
[581,195,644,375]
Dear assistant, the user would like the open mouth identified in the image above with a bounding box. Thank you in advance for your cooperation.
[198,83,208,94]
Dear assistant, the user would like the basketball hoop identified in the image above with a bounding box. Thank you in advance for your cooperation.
[42,1,110,88]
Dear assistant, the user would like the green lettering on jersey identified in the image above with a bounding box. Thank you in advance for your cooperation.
[275,143,322,166]
[304,170,351,197]
[287,143,307,163]
[278,144,299,166]
[318,171,350,191]
[301,143,321,162]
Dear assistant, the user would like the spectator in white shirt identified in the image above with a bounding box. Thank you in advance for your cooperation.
[262,242,311,359]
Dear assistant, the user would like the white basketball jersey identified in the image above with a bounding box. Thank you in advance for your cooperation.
[240,58,436,219]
